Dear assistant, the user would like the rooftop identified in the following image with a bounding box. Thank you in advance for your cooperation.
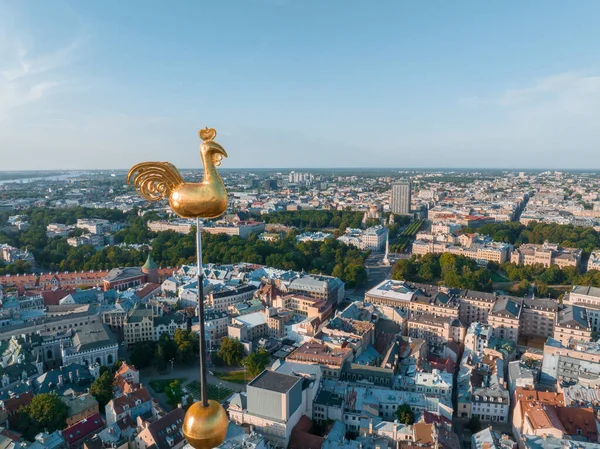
[248,370,301,394]
[556,304,589,330]
[365,279,415,302]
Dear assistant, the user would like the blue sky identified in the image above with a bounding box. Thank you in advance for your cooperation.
[1,0,600,170]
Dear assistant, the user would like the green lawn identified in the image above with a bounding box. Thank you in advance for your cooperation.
[212,370,247,384]
[491,272,510,282]
[187,381,233,402]
[149,378,185,393]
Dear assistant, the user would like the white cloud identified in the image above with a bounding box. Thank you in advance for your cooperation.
[0,13,86,121]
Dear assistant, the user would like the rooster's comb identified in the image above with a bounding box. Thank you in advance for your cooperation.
[199,127,217,141]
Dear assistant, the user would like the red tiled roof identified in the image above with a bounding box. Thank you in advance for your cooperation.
[3,391,33,415]
[135,283,161,299]
[41,289,72,306]
[111,387,151,414]
[555,406,598,441]
[62,413,104,445]
[289,415,324,449]
[116,362,138,376]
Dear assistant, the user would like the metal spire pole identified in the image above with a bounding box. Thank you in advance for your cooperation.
[196,217,208,408]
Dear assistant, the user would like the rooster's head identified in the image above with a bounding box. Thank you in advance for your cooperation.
[199,127,228,166]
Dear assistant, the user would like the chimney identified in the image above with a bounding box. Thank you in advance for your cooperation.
[69,371,74,383]
[369,418,373,435]
[58,375,63,387]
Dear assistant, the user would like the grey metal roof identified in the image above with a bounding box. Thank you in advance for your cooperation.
[105,267,144,282]
[572,285,600,298]
[72,322,117,352]
[557,304,589,329]
[491,296,522,319]
[248,370,301,394]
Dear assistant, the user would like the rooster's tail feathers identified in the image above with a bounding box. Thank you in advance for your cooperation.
[127,162,184,201]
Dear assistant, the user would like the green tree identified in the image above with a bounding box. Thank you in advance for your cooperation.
[165,380,184,409]
[157,333,178,365]
[242,349,270,378]
[177,340,195,365]
[16,393,69,441]
[130,341,157,369]
[90,371,115,409]
[218,337,245,366]
[468,416,482,433]
[395,403,414,425]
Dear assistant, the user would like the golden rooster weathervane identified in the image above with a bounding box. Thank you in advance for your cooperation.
[127,128,229,449]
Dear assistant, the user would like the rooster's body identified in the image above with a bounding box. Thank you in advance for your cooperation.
[127,128,228,219]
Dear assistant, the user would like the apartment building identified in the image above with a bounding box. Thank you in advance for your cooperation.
[123,304,154,347]
[520,297,557,339]
[553,305,592,347]
[153,312,187,341]
[459,290,496,326]
[464,322,493,354]
[287,275,345,305]
[287,340,353,379]
[567,285,600,332]
[208,285,257,312]
[105,387,152,426]
[409,286,460,319]
[228,311,268,342]
[76,219,113,235]
[541,339,600,385]
[471,388,510,423]
[407,313,464,356]
[147,220,193,234]
[204,309,230,342]
[202,221,266,239]
[510,242,582,268]
[488,296,522,343]
[412,236,511,264]
[135,407,186,449]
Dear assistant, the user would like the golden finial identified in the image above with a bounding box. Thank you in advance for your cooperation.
[199,127,217,141]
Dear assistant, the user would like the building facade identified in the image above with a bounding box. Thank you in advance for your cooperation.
[391,181,412,215]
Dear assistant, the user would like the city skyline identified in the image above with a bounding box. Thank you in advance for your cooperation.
[2,1,600,170]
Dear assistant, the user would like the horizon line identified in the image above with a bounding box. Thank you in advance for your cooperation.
[2,167,600,172]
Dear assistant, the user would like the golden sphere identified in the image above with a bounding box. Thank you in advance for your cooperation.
[183,400,229,449]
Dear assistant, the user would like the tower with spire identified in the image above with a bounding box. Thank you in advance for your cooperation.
[141,254,159,284]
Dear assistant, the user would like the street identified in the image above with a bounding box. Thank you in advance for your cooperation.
[346,252,393,301]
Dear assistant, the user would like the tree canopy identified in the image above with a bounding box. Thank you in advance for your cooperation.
[395,403,415,425]
[16,392,69,441]
[391,253,493,291]
[242,349,270,378]
[165,380,184,409]
[260,210,364,231]
[218,337,246,366]
[89,371,115,409]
